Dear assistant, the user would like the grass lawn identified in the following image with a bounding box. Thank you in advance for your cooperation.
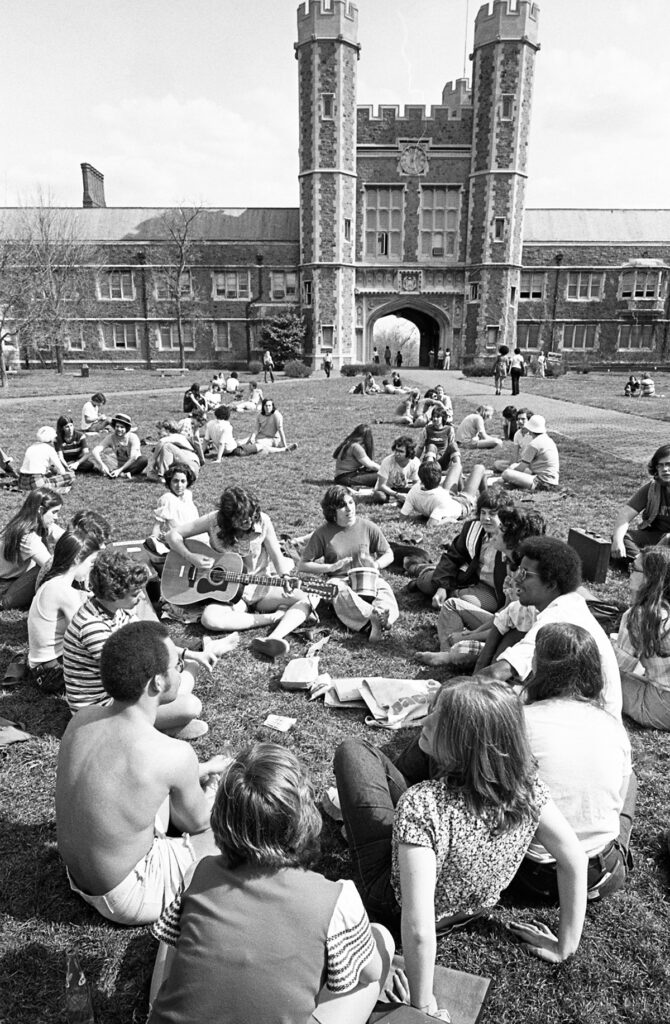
[1,377,669,1023]
[500,369,670,423]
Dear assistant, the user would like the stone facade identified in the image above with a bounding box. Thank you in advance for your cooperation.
[4,0,669,371]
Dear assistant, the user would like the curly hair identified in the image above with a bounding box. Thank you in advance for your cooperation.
[164,461,196,489]
[429,678,539,836]
[216,487,261,547]
[392,435,416,459]
[524,623,604,705]
[321,484,353,523]
[627,545,670,657]
[516,536,581,594]
[100,621,171,702]
[211,743,322,870]
[89,549,150,602]
[498,507,546,562]
[476,486,515,516]
[214,405,231,421]
[70,509,112,545]
[647,444,670,478]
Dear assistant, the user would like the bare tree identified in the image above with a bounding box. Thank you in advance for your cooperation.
[155,206,205,370]
[16,195,98,374]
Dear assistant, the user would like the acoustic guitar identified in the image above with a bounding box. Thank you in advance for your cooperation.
[161,539,338,606]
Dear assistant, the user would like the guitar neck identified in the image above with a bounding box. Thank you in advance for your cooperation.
[212,567,334,598]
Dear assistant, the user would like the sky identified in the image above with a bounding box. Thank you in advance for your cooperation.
[1,0,667,210]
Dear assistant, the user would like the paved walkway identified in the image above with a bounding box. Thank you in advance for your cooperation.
[405,369,669,465]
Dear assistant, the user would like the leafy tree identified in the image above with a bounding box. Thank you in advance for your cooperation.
[260,310,307,368]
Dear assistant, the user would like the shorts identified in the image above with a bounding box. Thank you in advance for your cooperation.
[28,656,64,694]
[66,827,196,926]
[452,492,475,517]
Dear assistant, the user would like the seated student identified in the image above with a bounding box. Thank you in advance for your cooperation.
[501,415,559,491]
[63,548,225,736]
[624,376,641,398]
[478,536,623,721]
[18,426,75,492]
[80,392,109,433]
[203,382,222,410]
[395,388,421,426]
[225,371,241,395]
[611,444,670,562]
[28,526,103,694]
[203,406,237,460]
[234,381,263,412]
[298,486,398,642]
[515,623,635,903]
[415,406,458,469]
[177,410,206,466]
[416,507,545,666]
[455,405,502,449]
[146,462,200,559]
[56,620,231,926]
[145,420,200,483]
[382,378,404,395]
[166,486,313,659]
[238,398,297,455]
[614,544,670,729]
[373,435,420,504]
[333,423,379,487]
[91,414,148,478]
[640,372,655,397]
[401,457,488,524]
[55,416,92,473]
[148,743,393,1024]
[183,382,207,415]
[494,408,533,472]
[334,679,587,986]
[0,444,18,481]
[0,488,64,611]
[391,371,403,389]
[426,384,453,419]
[404,486,514,603]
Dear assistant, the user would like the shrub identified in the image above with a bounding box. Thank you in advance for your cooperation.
[461,364,495,378]
[283,359,312,378]
[546,360,567,378]
[247,360,262,375]
[340,362,384,377]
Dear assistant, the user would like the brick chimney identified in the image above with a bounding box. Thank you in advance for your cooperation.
[81,163,106,208]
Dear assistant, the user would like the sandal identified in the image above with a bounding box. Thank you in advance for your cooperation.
[2,656,26,687]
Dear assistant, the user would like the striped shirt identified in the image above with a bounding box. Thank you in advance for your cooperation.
[152,876,374,994]
[63,597,133,713]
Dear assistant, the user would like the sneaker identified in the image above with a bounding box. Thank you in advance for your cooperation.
[172,719,209,741]
[249,636,290,660]
[287,442,298,452]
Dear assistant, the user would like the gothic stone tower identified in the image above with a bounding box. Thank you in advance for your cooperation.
[465,0,540,362]
[295,0,359,368]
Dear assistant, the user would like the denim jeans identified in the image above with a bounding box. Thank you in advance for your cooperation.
[513,771,638,903]
[334,737,433,926]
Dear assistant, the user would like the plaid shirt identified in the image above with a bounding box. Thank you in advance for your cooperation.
[614,608,670,692]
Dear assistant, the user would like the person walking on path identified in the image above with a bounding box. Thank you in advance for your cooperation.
[510,348,526,396]
[384,345,392,368]
[262,350,275,384]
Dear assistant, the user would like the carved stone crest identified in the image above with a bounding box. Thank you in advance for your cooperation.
[399,271,421,293]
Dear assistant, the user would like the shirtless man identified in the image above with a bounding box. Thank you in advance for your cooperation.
[56,620,229,926]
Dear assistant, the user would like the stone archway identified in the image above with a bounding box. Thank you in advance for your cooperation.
[368,299,448,367]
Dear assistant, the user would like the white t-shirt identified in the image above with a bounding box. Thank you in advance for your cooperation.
[19,442,64,476]
[456,413,485,444]
[524,699,631,861]
[205,420,236,453]
[81,401,101,430]
[499,592,622,720]
[377,453,420,491]
[401,483,464,522]
[518,433,560,485]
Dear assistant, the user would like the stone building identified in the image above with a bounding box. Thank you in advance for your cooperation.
[2,0,668,371]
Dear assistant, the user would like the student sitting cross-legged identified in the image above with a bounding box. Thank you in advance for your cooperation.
[56,620,231,926]
[148,743,394,1024]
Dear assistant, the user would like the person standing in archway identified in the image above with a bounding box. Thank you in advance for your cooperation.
[383,345,392,368]
[395,349,403,368]
[443,348,451,370]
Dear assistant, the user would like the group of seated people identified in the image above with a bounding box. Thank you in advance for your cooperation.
[624,373,655,398]
[1,378,667,1021]
[2,384,299,495]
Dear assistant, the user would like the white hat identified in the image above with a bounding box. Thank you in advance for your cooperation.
[526,415,546,434]
[36,426,57,444]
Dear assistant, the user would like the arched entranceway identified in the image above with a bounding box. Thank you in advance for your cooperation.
[369,300,448,367]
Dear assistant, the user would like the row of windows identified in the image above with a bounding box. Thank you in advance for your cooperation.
[364,186,462,259]
[515,322,658,351]
[97,269,298,302]
[518,269,665,302]
[59,321,242,352]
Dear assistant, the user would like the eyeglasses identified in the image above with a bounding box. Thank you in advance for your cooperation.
[515,566,542,582]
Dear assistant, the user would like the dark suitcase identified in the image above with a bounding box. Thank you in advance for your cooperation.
[567,528,610,583]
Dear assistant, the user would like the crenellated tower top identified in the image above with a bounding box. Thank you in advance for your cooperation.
[296,0,359,48]
[473,0,540,49]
